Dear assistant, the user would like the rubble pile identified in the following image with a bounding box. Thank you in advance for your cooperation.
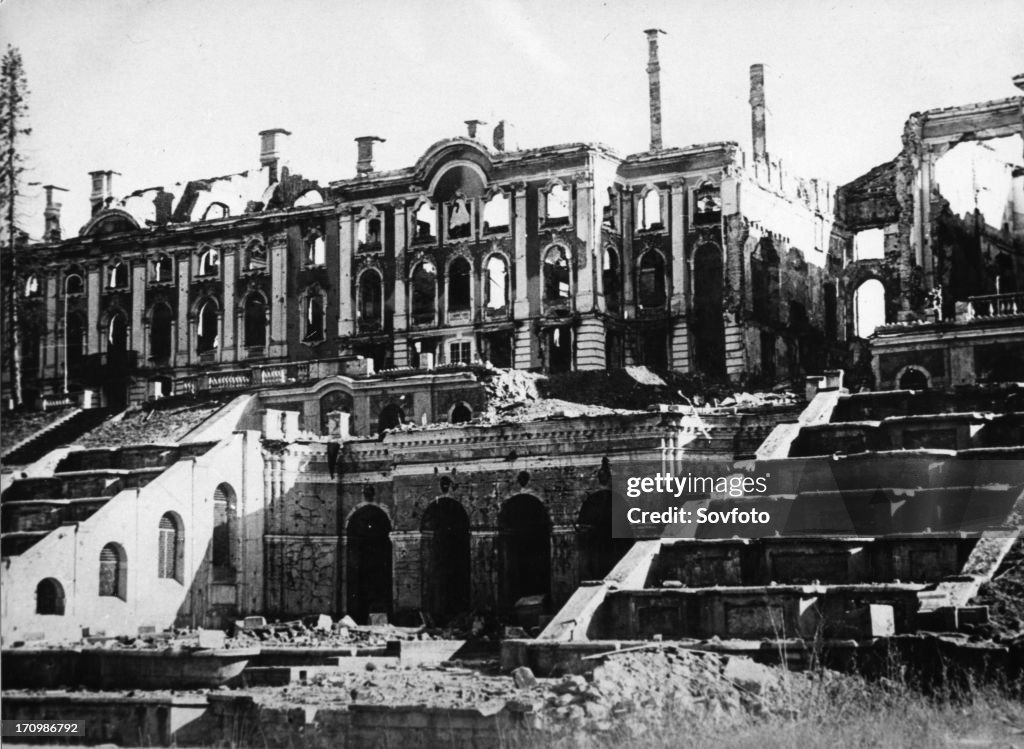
[76,398,229,448]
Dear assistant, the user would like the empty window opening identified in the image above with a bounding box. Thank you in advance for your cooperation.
[158,513,183,582]
[304,295,325,342]
[198,248,219,277]
[411,339,437,369]
[378,403,405,433]
[65,273,84,295]
[498,495,551,613]
[824,282,838,342]
[854,279,886,338]
[449,339,472,365]
[639,327,667,369]
[414,202,437,241]
[98,543,127,599]
[292,190,324,208]
[213,485,236,583]
[107,311,128,353]
[546,183,570,223]
[544,246,571,303]
[411,262,437,326]
[577,491,632,582]
[150,303,173,363]
[447,257,472,313]
[694,183,721,225]
[637,251,666,308]
[24,275,39,297]
[450,403,472,423]
[640,188,662,230]
[482,332,513,368]
[244,294,267,347]
[691,243,726,375]
[448,197,472,239]
[760,330,776,381]
[899,368,929,390]
[357,217,382,249]
[751,238,780,321]
[421,499,470,623]
[35,578,65,615]
[547,327,573,373]
[603,247,621,314]
[306,233,326,265]
[485,255,509,311]
[107,262,128,289]
[153,255,173,283]
[483,192,510,234]
[602,187,617,230]
[854,228,885,261]
[196,299,219,353]
[346,506,393,623]
[246,242,267,271]
[358,270,384,330]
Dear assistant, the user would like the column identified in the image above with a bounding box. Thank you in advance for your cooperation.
[43,272,59,381]
[338,211,355,337]
[86,265,101,356]
[269,236,288,358]
[175,251,191,367]
[222,244,237,363]
[512,184,534,369]
[391,201,409,368]
[130,263,146,359]
[669,179,690,371]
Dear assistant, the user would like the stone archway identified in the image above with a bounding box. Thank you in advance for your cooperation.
[498,494,551,611]
[421,498,471,623]
[346,505,392,623]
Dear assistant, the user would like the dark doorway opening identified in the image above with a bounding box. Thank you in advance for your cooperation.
[577,490,633,582]
[421,498,471,623]
[498,494,551,611]
[692,244,726,376]
[346,505,392,623]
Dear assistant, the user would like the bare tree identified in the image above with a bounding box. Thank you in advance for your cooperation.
[1,45,31,408]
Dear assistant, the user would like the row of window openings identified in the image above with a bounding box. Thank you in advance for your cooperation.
[35,504,233,614]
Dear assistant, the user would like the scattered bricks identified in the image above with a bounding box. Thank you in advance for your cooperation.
[198,629,227,649]
[512,666,537,689]
[552,674,588,695]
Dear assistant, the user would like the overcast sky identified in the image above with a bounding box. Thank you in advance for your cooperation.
[2,0,1022,237]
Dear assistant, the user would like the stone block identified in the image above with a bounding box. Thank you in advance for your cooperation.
[244,616,267,630]
[512,666,537,689]
[198,629,227,649]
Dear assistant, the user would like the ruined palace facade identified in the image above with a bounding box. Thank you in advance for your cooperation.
[6,55,846,412]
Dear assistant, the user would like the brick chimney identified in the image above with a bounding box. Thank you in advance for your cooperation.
[153,189,174,225]
[355,136,385,175]
[465,119,486,139]
[42,184,68,241]
[259,128,291,184]
[645,29,667,152]
[749,64,771,161]
[88,170,118,216]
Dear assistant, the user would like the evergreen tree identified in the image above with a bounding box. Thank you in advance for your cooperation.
[1,45,31,408]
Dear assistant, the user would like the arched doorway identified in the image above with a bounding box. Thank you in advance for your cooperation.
[854,279,886,338]
[577,490,633,582]
[346,505,392,622]
[899,367,929,390]
[498,494,551,611]
[421,498,470,623]
[378,403,404,434]
[692,243,726,375]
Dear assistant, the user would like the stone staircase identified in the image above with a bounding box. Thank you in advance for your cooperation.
[1,408,114,467]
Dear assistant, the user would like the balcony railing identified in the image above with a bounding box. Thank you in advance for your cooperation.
[967,292,1024,319]
[170,356,370,397]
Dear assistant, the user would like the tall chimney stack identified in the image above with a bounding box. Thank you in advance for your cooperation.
[464,119,486,139]
[88,170,118,216]
[355,136,385,175]
[43,184,68,241]
[749,64,771,161]
[645,29,667,152]
[259,128,292,184]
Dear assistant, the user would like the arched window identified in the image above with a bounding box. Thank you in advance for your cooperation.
[854,279,886,338]
[483,192,509,234]
[357,216,382,249]
[694,182,721,225]
[98,543,126,599]
[198,248,220,277]
[245,241,267,271]
[213,484,236,582]
[35,578,65,615]
[411,261,437,326]
[640,188,662,230]
[447,257,472,313]
[544,246,571,302]
[378,403,405,433]
[637,251,666,308]
[602,187,617,229]
[202,202,229,220]
[293,190,324,208]
[24,275,40,297]
[899,367,929,390]
[244,293,267,347]
[448,197,472,239]
[603,247,621,314]
[196,299,219,353]
[546,183,570,222]
[107,261,128,289]
[64,272,84,296]
[152,255,173,283]
[485,255,508,311]
[149,303,173,363]
[305,232,326,265]
[358,270,383,330]
[304,294,325,342]
[107,310,128,353]
[450,403,472,423]
[158,513,183,582]
[413,202,437,241]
